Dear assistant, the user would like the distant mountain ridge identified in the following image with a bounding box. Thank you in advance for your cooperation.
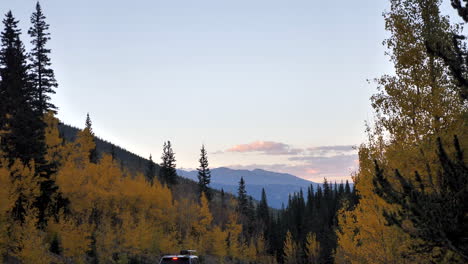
[59,123,328,209]
[178,167,321,209]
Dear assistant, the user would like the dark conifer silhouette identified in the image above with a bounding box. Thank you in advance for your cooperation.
[220,188,226,208]
[28,2,57,114]
[145,154,156,184]
[111,145,116,161]
[257,188,270,225]
[0,11,41,165]
[197,144,212,200]
[160,140,177,185]
[373,136,468,261]
[85,113,98,163]
[237,177,248,215]
[422,0,468,100]
[0,10,66,224]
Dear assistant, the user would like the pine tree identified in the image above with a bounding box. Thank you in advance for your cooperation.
[256,188,270,229]
[84,113,98,163]
[110,145,116,161]
[237,177,248,215]
[0,11,57,224]
[344,180,351,194]
[160,140,177,185]
[197,144,211,200]
[145,154,155,184]
[335,0,466,261]
[373,136,468,261]
[0,11,43,165]
[220,188,226,209]
[423,0,468,101]
[28,2,57,114]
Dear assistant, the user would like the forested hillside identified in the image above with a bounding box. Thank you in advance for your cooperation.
[58,123,158,177]
[0,0,467,264]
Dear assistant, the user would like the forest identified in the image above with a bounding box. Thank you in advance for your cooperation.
[0,0,467,263]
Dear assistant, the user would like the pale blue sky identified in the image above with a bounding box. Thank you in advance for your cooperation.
[2,0,450,181]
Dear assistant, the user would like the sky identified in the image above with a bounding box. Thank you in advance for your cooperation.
[2,0,453,182]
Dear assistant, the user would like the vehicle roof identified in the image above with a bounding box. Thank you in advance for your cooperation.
[161,255,198,258]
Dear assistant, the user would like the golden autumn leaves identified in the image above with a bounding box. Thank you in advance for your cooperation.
[333,0,467,263]
[0,112,275,263]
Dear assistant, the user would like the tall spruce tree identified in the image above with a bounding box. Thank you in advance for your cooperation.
[197,144,211,200]
[220,188,226,208]
[145,154,156,184]
[257,188,269,224]
[28,2,57,114]
[85,113,98,163]
[160,140,177,185]
[0,11,42,165]
[0,11,36,223]
[0,11,66,224]
[29,3,67,226]
[237,176,248,215]
[257,188,271,240]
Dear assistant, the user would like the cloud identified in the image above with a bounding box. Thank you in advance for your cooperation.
[215,142,359,181]
[219,142,356,157]
[228,153,358,182]
[225,141,302,155]
[306,145,356,157]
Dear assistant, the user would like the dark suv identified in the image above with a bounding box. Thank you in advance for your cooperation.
[159,250,199,264]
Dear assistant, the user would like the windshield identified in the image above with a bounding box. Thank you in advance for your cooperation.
[160,257,190,264]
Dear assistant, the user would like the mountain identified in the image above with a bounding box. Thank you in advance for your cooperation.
[58,123,325,209]
[178,168,321,209]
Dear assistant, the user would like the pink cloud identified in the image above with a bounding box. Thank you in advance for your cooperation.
[306,169,319,174]
[225,141,302,155]
[226,153,358,182]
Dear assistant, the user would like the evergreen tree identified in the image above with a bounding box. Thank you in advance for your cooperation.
[0,11,41,222]
[145,154,155,184]
[85,113,98,163]
[110,145,116,161]
[256,188,270,227]
[373,136,468,261]
[423,0,468,100]
[0,10,66,225]
[160,140,177,185]
[237,177,248,215]
[28,2,57,114]
[246,196,256,237]
[220,188,226,209]
[0,11,42,165]
[344,180,351,194]
[197,144,211,200]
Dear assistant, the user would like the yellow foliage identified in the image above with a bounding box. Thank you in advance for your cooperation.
[48,215,91,264]
[305,232,320,264]
[13,211,52,264]
[0,159,14,213]
[208,226,227,258]
[191,193,213,253]
[224,211,242,258]
[44,112,65,165]
[120,210,156,255]
[0,120,269,263]
[9,160,41,214]
[283,231,298,264]
[244,238,257,262]
[335,0,467,263]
